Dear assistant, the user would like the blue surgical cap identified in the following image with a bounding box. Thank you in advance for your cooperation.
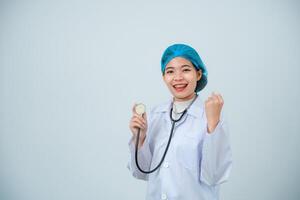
[161,43,208,92]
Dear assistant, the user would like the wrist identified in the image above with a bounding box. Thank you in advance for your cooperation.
[133,134,146,147]
[207,120,219,133]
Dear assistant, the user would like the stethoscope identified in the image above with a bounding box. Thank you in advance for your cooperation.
[134,94,199,174]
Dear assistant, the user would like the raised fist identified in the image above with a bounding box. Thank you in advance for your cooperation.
[205,92,224,133]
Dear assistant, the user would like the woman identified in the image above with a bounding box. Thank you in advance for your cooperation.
[128,43,232,200]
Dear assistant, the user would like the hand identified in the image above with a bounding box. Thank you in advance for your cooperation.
[129,103,148,147]
[205,92,224,133]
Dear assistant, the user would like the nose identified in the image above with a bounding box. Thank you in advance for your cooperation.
[174,71,183,81]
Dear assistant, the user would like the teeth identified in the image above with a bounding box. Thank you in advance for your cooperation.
[174,84,187,88]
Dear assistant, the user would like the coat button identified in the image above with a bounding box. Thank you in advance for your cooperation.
[161,193,167,200]
[163,162,169,168]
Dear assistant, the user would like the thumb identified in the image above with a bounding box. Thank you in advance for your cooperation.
[132,103,137,114]
[142,111,147,120]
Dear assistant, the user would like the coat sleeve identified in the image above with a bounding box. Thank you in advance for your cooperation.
[127,110,153,181]
[199,112,233,186]
[127,136,152,181]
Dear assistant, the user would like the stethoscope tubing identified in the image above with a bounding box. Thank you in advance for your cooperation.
[134,94,198,174]
[135,109,186,174]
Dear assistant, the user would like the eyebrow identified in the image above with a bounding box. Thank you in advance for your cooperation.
[165,64,192,70]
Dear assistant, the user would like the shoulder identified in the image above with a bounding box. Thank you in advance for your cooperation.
[151,101,170,114]
[147,100,170,118]
[142,100,169,129]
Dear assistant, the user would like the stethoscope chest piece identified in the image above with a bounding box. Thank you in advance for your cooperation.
[135,103,146,116]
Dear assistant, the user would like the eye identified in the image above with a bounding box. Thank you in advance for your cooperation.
[183,68,191,72]
[166,70,174,74]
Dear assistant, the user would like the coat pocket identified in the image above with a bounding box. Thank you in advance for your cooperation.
[177,136,200,173]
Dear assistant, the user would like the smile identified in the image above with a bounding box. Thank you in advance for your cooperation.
[173,84,188,92]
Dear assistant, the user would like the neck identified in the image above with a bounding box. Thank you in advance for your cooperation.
[173,93,196,102]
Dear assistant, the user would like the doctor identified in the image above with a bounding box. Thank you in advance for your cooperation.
[128,44,233,200]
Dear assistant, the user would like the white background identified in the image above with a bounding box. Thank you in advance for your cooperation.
[1,0,299,199]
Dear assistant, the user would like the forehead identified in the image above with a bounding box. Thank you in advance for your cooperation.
[165,57,193,68]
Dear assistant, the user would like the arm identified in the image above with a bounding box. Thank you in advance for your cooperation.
[200,117,233,186]
[127,107,153,181]
[127,135,152,181]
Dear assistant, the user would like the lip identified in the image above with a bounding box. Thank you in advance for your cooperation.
[173,83,188,92]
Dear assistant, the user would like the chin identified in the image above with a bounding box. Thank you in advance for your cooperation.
[173,93,189,99]
[172,90,195,99]
[168,86,194,99]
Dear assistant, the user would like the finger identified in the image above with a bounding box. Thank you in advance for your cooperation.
[142,112,147,120]
[131,124,143,133]
[214,91,220,95]
[205,97,211,103]
[215,95,223,105]
[132,117,146,128]
[212,91,219,98]
[218,94,224,104]
[131,121,145,129]
[212,95,220,103]
[207,96,214,102]
[132,121,145,129]
[210,91,218,97]
[133,113,146,124]
[213,92,223,104]
[131,116,146,127]
[132,103,137,114]
[211,92,220,103]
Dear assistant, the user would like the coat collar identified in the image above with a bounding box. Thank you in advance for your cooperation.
[154,95,205,119]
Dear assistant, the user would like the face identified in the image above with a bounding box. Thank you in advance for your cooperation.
[163,57,202,102]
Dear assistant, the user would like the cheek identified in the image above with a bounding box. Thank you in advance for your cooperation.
[163,76,172,86]
[164,75,172,82]
[185,74,197,83]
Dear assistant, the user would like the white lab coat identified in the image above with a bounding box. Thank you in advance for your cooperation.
[128,96,233,200]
